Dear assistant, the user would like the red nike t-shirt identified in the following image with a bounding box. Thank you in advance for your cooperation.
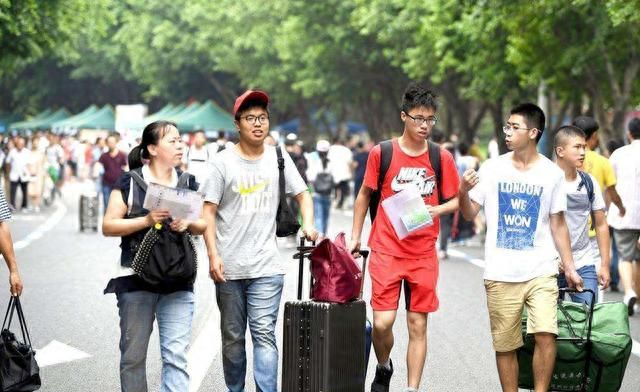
[364,139,459,258]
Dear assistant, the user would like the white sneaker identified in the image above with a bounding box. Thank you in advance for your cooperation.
[623,293,637,316]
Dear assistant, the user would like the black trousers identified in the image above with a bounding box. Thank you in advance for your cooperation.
[10,180,28,209]
[334,180,350,209]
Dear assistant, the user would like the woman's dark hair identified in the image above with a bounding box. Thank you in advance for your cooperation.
[128,120,178,170]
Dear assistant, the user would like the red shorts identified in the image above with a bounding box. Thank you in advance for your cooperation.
[369,250,439,313]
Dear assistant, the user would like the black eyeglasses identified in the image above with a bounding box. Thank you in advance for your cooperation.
[241,115,270,124]
[405,113,437,126]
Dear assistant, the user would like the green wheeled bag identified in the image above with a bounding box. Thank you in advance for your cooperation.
[518,289,632,392]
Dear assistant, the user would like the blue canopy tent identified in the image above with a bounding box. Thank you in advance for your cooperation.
[273,112,367,135]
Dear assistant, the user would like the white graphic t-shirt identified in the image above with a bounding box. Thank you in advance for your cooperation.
[201,145,308,280]
[562,173,605,269]
[469,153,566,282]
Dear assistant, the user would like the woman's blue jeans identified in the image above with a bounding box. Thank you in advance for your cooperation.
[216,275,284,392]
[116,290,194,392]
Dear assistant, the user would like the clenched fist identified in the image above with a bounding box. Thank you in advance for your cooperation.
[460,169,480,193]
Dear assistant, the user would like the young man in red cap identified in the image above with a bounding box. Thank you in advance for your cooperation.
[201,90,318,392]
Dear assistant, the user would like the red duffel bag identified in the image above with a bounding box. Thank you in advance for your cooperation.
[309,232,362,303]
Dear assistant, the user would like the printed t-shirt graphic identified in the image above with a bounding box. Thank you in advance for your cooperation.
[390,167,437,197]
[497,181,543,250]
[232,172,272,214]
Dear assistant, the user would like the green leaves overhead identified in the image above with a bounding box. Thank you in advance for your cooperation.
[2,0,639,143]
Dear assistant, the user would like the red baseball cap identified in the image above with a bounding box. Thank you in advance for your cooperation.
[233,90,269,116]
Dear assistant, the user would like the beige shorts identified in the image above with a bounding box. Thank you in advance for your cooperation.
[484,275,558,352]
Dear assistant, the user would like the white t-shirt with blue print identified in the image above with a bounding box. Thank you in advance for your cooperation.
[469,153,567,282]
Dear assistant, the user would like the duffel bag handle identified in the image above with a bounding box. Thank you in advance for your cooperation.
[2,296,33,348]
[557,289,595,392]
[558,288,596,345]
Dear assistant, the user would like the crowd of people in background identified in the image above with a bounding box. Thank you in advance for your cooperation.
[1,117,632,264]
[3,90,639,392]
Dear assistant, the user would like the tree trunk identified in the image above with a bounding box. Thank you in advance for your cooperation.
[601,50,640,142]
[204,74,235,110]
[490,102,508,155]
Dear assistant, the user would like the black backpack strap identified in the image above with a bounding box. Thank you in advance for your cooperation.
[129,168,147,216]
[377,140,393,191]
[130,169,147,192]
[427,140,444,204]
[578,170,596,230]
[369,140,393,222]
[177,171,191,189]
[276,146,286,201]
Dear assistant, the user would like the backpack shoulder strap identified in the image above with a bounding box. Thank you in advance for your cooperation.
[427,140,443,204]
[369,140,393,222]
[130,169,147,192]
[128,168,147,216]
[377,140,393,191]
[276,146,286,200]
[177,170,191,189]
[276,146,285,170]
[577,170,596,229]
[578,170,595,203]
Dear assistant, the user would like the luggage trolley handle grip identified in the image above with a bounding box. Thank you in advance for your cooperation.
[293,236,316,300]
[355,250,370,300]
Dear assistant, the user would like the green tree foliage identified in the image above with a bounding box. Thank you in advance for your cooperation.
[0,0,86,75]
[504,0,640,142]
[1,0,639,149]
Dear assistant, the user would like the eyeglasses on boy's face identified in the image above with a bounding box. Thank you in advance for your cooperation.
[241,115,270,125]
[502,124,535,134]
[405,113,437,127]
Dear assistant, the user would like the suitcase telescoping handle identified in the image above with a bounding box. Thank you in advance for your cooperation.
[357,250,370,300]
[295,236,315,300]
[292,237,370,301]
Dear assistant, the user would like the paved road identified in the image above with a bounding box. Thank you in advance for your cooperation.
[1,184,638,391]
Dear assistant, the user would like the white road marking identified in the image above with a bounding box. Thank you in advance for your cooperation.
[13,201,67,251]
[447,248,485,268]
[35,340,91,367]
[633,340,640,358]
[450,246,640,360]
[10,215,46,222]
[187,240,221,392]
[187,300,221,392]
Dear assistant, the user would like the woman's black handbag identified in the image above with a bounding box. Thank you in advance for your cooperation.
[0,296,41,391]
[131,222,198,286]
[275,146,301,237]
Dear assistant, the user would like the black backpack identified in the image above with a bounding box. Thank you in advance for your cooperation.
[368,139,443,222]
[127,169,198,286]
[577,170,596,230]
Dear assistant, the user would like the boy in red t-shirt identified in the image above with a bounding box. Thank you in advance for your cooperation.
[351,82,460,392]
